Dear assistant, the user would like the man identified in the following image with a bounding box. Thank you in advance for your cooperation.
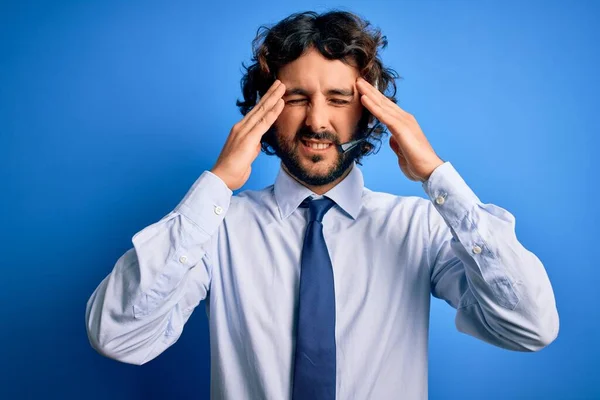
[86,10,559,400]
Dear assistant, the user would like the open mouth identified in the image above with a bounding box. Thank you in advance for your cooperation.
[301,139,334,151]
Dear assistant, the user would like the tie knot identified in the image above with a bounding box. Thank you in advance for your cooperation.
[301,197,335,222]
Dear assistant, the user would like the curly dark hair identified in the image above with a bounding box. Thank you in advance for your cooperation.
[236,10,401,165]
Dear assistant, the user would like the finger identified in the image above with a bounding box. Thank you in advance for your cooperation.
[239,81,281,131]
[357,77,410,117]
[244,85,285,135]
[356,77,384,99]
[361,93,412,135]
[363,94,417,148]
[254,79,280,103]
[248,80,281,117]
[241,81,285,133]
[247,98,285,140]
[360,94,391,125]
[358,81,393,113]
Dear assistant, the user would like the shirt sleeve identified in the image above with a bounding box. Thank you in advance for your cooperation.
[423,161,559,351]
[85,170,232,365]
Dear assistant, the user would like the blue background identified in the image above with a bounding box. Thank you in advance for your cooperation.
[1,0,598,398]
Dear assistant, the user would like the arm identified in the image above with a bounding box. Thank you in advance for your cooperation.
[354,76,558,350]
[85,171,232,365]
[424,161,559,351]
[85,80,286,365]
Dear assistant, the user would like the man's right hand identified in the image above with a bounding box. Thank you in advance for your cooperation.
[211,80,286,191]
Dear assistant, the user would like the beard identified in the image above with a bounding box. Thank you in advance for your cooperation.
[265,124,365,186]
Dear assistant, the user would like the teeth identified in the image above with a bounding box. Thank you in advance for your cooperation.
[307,142,331,150]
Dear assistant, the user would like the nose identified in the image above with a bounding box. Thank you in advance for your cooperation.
[304,100,330,132]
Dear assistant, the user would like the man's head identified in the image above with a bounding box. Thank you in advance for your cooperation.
[237,10,399,187]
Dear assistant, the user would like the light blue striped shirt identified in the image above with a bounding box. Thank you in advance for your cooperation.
[86,160,559,399]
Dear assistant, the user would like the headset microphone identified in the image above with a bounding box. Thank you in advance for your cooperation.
[337,138,368,154]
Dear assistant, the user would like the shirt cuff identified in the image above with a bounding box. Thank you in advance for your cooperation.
[174,170,233,235]
[421,161,481,227]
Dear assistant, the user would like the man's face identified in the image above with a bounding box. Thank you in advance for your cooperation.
[269,47,365,186]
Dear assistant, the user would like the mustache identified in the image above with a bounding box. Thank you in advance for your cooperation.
[295,126,339,144]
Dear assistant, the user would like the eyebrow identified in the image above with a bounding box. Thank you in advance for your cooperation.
[284,87,355,97]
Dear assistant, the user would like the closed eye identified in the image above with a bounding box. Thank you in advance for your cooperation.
[285,98,351,105]
[285,99,308,105]
[330,99,350,105]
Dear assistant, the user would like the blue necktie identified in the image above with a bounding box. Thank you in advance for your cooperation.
[292,197,337,400]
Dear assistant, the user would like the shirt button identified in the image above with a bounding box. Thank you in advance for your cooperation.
[214,205,223,215]
[435,195,445,205]
[472,245,482,254]
[179,255,188,264]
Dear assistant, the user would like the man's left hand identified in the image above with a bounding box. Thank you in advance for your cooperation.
[356,77,444,182]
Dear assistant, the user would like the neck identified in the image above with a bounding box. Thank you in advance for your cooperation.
[282,163,353,195]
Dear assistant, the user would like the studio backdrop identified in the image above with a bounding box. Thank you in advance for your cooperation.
[1,0,598,399]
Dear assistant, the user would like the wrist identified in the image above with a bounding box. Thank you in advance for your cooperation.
[210,167,232,190]
[420,158,445,183]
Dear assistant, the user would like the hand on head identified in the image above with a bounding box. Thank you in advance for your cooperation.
[211,80,286,191]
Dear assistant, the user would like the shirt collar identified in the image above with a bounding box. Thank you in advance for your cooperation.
[273,161,364,220]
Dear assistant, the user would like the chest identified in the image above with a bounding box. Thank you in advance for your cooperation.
[212,211,430,320]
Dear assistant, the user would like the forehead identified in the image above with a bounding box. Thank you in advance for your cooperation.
[277,47,359,91]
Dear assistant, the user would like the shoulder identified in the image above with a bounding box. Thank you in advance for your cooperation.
[225,184,278,220]
[361,187,430,215]
[359,187,434,229]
